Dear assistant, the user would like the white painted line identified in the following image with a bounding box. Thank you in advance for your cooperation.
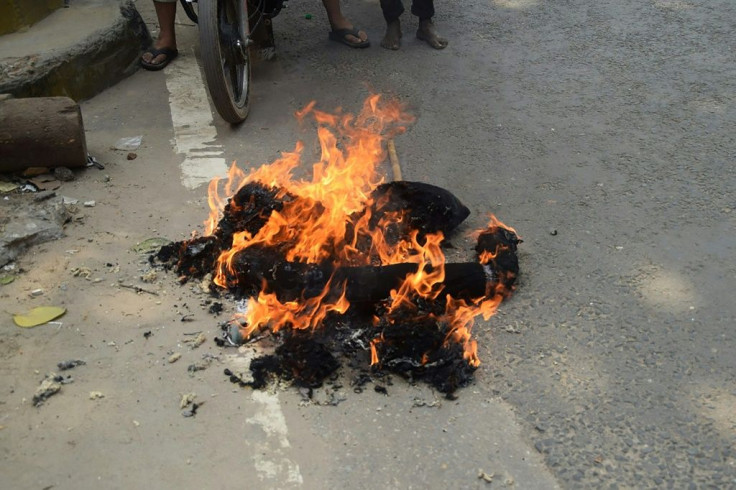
[165,48,229,189]
[247,390,304,485]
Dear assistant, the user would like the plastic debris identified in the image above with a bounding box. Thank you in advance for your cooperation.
[32,372,73,406]
[86,154,104,169]
[180,392,201,417]
[57,359,86,370]
[113,136,142,151]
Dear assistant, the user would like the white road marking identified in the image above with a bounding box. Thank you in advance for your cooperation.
[227,351,303,486]
[164,48,229,189]
[166,51,302,485]
[247,390,304,485]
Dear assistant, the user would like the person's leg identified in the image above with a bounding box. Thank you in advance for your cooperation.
[141,0,179,68]
[412,0,447,49]
[380,0,404,50]
[323,0,369,47]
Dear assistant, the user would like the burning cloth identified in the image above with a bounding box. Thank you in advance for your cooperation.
[155,96,521,396]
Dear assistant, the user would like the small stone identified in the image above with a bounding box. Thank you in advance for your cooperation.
[549,228,558,236]
[89,391,105,400]
[126,152,137,160]
[168,352,182,363]
[53,167,75,182]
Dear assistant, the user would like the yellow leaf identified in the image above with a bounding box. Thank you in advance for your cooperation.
[13,306,66,328]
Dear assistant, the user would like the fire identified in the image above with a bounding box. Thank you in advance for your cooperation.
[202,95,518,371]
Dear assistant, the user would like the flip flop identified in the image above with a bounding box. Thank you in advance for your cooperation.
[140,47,179,71]
[329,28,370,49]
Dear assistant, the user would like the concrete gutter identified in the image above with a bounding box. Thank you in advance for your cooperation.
[0,0,151,101]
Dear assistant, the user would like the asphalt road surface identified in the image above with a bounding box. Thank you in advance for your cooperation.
[2,0,734,488]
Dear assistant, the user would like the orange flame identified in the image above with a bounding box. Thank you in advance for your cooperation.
[203,96,515,368]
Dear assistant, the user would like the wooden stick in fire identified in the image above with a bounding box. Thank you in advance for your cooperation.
[387,139,402,181]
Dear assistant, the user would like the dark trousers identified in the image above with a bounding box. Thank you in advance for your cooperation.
[380,0,435,22]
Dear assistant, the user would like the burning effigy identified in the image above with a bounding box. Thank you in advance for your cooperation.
[154,95,521,397]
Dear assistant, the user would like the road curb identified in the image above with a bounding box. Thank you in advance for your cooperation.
[0,0,151,101]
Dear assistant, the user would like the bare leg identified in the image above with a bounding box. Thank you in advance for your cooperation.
[142,1,178,65]
[416,18,448,49]
[322,0,368,45]
[381,19,402,50]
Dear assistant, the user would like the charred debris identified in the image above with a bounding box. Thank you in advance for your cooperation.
[153,180,521,398]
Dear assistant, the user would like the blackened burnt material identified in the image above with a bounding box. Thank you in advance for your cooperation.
[228,249,491,303]
[156,235,221,280]
[248,333,339,389]
[215,182,289,246]
[348,181,471,246]
[373,313,476,395]
[475,226,522,292]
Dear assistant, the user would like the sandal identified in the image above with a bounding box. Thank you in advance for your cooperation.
[329,28,370,49]
[140,47,179,71]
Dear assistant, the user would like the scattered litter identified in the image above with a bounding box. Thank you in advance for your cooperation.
[86,154,105,169]
[182,403,201,417]
[83,200,96,207]
[113,136,142,151]
[30,289,44,297]
[183,332,206,349]
[119,283,158,295]
[412,397,441,408]
[180,393,201,417]
[188,353,218,373]
[22,167,48,178]
[143,331,153,339]
[168,352,182,363]
[0,274,16,285]
[71,267,92,278]
[549,228,558,236]
[33,372,72,406]
[478,470,495,484]
[225,323,243,346]
[140,270,157,283]
[57,359,85,370]
[133,420,140,427]
[179,392,196,409]
[13,306,66,328]
[89,391,105,400]
[0,179,19,193]
[132,237,172,255]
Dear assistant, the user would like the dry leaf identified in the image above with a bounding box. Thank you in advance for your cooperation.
[13,306,66,328]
